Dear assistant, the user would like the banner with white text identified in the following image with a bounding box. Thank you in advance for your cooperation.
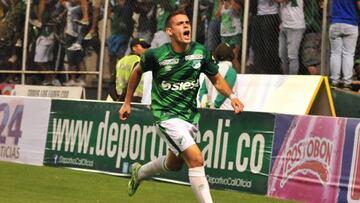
[44,99,275,194]
[14,85,84,99]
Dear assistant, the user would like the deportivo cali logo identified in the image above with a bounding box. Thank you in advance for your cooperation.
[193,60,201,70]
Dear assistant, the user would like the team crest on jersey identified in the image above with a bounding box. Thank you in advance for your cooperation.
[192,60,201,70]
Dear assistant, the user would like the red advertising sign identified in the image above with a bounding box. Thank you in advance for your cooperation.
[268,115,347,202]
[0,84,15,95]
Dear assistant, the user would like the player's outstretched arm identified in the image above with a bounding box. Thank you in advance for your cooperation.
[119,64,144,120]
[207,73,244,114]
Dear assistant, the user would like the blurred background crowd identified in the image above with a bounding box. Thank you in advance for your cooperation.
[0,0,359,99]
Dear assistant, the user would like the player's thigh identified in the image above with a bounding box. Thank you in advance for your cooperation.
[156,118,198,156]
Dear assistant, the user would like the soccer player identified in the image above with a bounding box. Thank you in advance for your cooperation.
[119,10,244,203]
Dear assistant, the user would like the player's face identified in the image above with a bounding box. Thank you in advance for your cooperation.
[166,14,191,45]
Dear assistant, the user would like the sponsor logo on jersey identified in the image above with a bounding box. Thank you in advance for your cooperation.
[280,136,333,187]
[159,58,179,65]
[161,80,200,91]
[185,54,204,61]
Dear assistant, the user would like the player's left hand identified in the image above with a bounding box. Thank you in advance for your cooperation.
[119,102,131,121]
[231,98,244,114]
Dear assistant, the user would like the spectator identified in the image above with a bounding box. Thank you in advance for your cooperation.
[276,0,305,75]
[73,0,90,25]
[71,0,103,41]
[199,43,237,109]
[107,0,134,97]
[0,1,6,18]
[354,0,360,82]
[150,1,176,48]
[0,0,24,83]
[114,38,150,102]
[63,0,87,86]
[29,0,46,28]
[204,0,221,53]
[84,0,104,40]
[34,29,61,86]
[216,0,242,72]
[329,0,359,89]
[133,0,156,44]
[67,0,91,51]
[249,0,281,74]
[33,1,61,86]
[301,0,322,75]
[355,0,360,82]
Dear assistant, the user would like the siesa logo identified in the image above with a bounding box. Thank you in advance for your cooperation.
[161,80,199,91]
[280,137,333,187]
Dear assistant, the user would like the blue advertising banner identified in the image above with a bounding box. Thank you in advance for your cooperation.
[338,118,360,203]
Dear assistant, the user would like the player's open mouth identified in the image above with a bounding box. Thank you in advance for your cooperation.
[183,30,190,38]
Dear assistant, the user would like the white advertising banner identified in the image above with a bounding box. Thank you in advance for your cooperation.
[197,74,331,115]
[0,96,51,165]
[235,75,323,115]
[13,85,84,99]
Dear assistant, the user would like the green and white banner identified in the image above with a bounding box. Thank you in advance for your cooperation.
[44,99,274,194]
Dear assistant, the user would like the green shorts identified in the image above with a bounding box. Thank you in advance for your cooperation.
[221,34,242,46]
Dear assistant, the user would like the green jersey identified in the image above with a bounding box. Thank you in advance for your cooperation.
[141,42,219,124]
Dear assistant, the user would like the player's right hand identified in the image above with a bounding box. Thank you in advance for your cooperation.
[231,98,244,114]
[119,103,131,120]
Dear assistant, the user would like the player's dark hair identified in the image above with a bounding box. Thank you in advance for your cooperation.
[165,9,188,28]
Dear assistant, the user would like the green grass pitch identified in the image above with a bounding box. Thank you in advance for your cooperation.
[0,161,296,203]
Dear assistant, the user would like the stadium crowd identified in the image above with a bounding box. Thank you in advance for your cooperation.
[0,0,359,91]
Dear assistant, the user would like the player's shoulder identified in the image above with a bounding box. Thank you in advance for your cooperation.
[189,42,211,60]
[149,43,171,54]
[191,42,208,52]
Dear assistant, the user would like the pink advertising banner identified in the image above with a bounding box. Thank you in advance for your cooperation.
[268,115,347,203]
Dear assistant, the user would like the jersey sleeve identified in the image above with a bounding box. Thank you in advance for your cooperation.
[201,49,219,76]
[214,67,237,108]
[198,79,208,103]
[140,49,155,72]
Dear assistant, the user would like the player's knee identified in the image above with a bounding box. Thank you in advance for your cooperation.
[167,162,183,171]
[187,156,204,168]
